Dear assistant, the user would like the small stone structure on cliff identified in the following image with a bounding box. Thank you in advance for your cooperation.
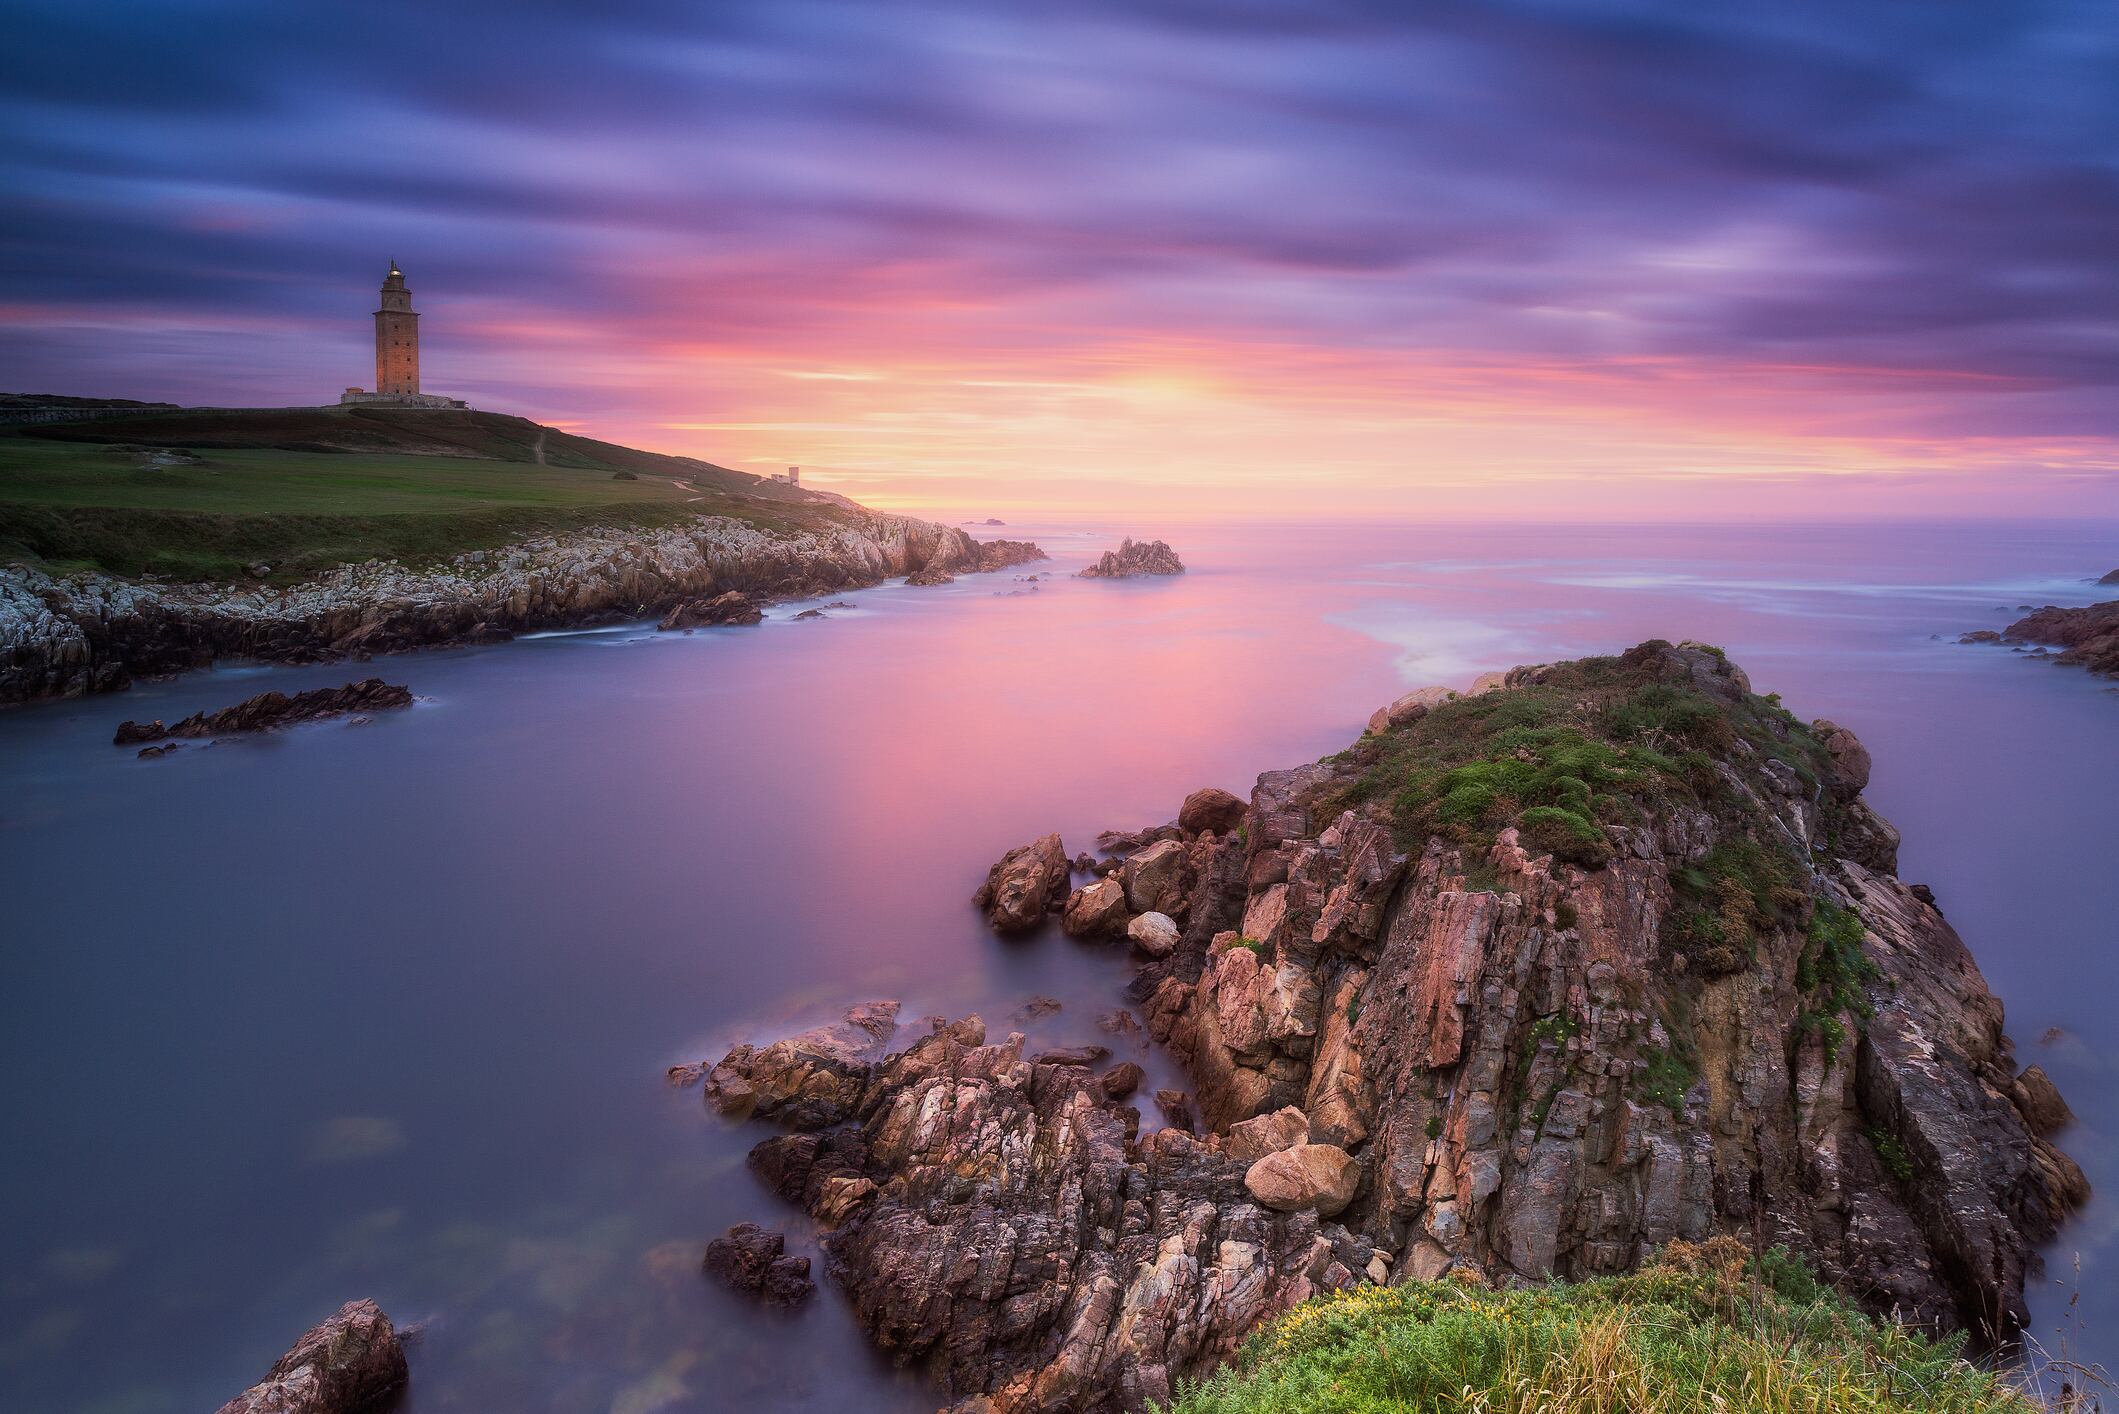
[339,261,467,410]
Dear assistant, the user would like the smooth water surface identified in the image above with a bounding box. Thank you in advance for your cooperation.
[2,520,2115,1411]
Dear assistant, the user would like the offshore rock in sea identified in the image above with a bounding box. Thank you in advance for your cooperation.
[1994,599,2119,677]
[114,678,412,745]
[658,589,763,629]
[214,1299,407,1414]
[973,833,1071,934]
[704,1222,815,1309]
[1078,538,1185,579]
[706,641,2083,1412]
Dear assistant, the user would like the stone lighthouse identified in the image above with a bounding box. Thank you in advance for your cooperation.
[375,261,419,395]
[340,261,467,409]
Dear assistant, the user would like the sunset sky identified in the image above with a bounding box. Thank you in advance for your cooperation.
[2,0,2114,519]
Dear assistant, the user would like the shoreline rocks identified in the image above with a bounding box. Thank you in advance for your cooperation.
[214,1299,407,1414]
[1980,599,2119,678]
[658,589,763,629]
[973,834,1070,934]
[1079,538,1184,579]
[1,512,1046,707]
[115,678,412,747]
[702,640,2084,1412]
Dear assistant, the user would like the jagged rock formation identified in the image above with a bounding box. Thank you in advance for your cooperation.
[214,1299,407,1414]
[1994,599,2119,678]
[698,642,2082,1412]
[115,678,411,746]
[974,834,1071,934]
[1079,539,1184,579]
[0,512,1042,705]
[657,589,764,629]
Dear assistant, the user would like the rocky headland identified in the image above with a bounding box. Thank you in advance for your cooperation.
[0,513,1045,705]
[1969,598,2119,679]
[694,641,2082,1412]
[1079,538,1185,579]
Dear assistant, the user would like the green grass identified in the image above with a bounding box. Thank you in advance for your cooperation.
[0,407,844,581]
[1312,645,1822,866]
[1164,1239,2039,1414]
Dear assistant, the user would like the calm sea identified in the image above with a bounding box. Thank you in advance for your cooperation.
[2,519,2114,1411]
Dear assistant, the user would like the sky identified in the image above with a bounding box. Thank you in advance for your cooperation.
[1,0,2115,520]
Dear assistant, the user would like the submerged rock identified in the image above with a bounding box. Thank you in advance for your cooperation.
[1078,538,1185,579]
[704,1223,815,1309]
[214,1299,407,1414]
[114,678,411,745]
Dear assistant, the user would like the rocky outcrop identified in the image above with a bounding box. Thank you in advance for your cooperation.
[658,590,763,629]
[115,678,411,746]
[1062,877,1129,939]
[704,1223,815,1308]
[1177,787,1246,837]
[975,539,1047,572]
[2098,568,2119,585]
[1078,539,1184,579]
[215,1299,407,1414]
[728,1017,1378,1411]
[1993,599,2119,678]
[702,642,2082,1411]
[1,510,1044,705]
[974,834,1072,934]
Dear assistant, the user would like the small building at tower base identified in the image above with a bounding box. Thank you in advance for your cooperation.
[339,388,468,410]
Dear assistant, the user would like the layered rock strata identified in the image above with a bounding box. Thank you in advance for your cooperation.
[698,641,2083,1412]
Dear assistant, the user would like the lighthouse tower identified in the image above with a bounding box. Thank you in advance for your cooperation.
[374,261,419,396]
[339,262,467,409]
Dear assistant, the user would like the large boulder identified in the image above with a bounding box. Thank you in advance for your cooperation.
[1121,839,1188,915]
[1813,719,1873,800]
[1126,911,1180,957]
[1364,685,1457,735]
[973,833,1070,933]
[1226,1105,1310,1164]
[1060,877,1129,939]
[1244,1143,1361,1217]
[1178,786,1247,837]
[215,1299,407,1414]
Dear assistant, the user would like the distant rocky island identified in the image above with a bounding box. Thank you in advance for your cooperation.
[690,641,2081,1411]
[1962,576,2119,679]
[0,399,1045,704]
[1079,537,1185,578]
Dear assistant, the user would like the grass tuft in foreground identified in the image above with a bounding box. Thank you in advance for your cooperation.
[1163,1238,2043,1414]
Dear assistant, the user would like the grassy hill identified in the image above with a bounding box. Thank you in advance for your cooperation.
[1166,1240,2052,1414]
[0,402,844,581]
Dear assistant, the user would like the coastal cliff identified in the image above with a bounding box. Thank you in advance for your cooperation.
[0,511,1042,705]
[698,641,2082,1412]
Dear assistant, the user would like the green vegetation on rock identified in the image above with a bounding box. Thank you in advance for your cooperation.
[1164,1239,2039,1414]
